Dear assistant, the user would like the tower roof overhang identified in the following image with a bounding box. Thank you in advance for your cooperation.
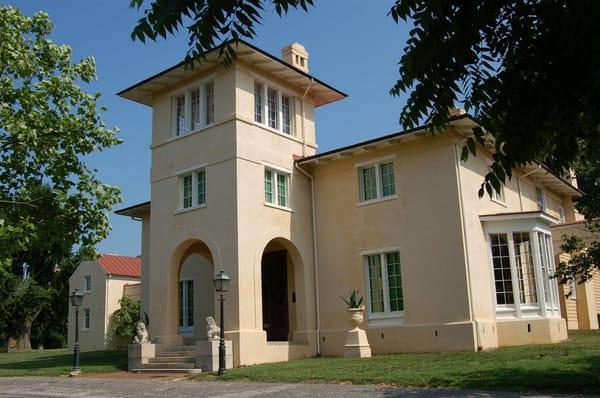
[117,39,347,108]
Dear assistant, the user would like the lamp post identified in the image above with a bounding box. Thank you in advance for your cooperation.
[213,270,230,375]
[69,289,84,376]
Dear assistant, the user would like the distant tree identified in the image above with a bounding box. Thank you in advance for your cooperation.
[110,296,141,342]
[0,7,121,350]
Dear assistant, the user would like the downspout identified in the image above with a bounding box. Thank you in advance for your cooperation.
[295,161,321,356]
[453,145,480,350]
[517,165,542,212]
[300,79,314,157]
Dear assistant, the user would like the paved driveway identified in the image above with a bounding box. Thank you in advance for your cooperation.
[0,377,571,397]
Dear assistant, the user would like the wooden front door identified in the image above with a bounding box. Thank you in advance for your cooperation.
[261,250,289,341]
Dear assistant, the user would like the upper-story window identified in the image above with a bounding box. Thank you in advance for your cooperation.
[264,168,289,209]
[179,169,206,210]
[84,275,91,292]
[558,206,566,222]
[172,80,215,137]
[254,80,295,136]
[357,159,396,203]
[535,186,546,211]
[83,308,90,330]
[491,185,505,203]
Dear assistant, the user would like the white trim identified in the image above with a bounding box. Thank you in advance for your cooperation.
[169,75,216,138]
[174,162,208,176]
[261,161,292,174]
[354,154,396,169]
[253,78,298,137]
[264,202,293,213]
[175,203,208,215]
[356,194,398,207]
[359,247,401,256]
[480,212,559,224]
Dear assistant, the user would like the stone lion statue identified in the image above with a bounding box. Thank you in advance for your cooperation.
[133,320,150,344]
[206,317,220,340]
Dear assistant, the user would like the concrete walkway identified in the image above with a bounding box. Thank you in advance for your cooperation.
[0,377,572,397]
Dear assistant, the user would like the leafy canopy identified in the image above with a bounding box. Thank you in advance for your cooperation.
[0,6,121,347]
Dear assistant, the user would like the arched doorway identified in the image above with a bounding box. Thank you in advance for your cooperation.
[261,238,302,342]
[174,240,215,343]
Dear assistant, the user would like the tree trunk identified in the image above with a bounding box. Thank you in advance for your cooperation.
[11,317,34,351]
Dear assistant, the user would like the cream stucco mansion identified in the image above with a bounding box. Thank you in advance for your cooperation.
[116,40,590,369]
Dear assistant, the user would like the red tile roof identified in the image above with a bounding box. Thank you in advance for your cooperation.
[96,254,141,278]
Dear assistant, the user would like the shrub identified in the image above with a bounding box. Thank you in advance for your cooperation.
[110,296,140,341]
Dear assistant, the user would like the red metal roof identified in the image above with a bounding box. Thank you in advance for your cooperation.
[96,254,141,278]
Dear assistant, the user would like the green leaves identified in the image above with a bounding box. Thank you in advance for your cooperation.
[341,289,364,309]
[390,0,600,199]
[110,296,141,341]
[130,0,314,67]
[0,6,122,346]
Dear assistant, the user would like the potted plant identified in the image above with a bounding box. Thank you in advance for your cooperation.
[341,290,365,328]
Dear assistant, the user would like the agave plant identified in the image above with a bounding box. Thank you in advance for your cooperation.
[341,289,364,309]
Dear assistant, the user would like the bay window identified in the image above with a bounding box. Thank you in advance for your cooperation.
[254,80,296,136]
[483,212,561,319]
[172,80,215,137]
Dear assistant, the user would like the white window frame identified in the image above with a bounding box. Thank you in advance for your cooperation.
[177,166,207,212]
[253,79,296,137]
[83,275,91,293]
[483,217,561,320]
[171,78,215,137]
[535,186,546,211]
[83,308,90,330]
[558,206,566,222]
[569,279,577,299]
[263,163,292,211]
[491,185,506,205]
[355,156,398,205]
[360,247,404,325]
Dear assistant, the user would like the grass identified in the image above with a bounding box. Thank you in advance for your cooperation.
[190,331,600,394]
[0,348,127,377]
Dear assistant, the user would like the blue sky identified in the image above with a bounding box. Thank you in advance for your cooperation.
[10,1,411,256]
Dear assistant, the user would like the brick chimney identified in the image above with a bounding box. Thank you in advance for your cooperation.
[281,42,309,73]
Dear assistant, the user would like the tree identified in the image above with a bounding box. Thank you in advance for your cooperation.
[130,0,600,282]
[110,296,141,343]
[0,7,121,350]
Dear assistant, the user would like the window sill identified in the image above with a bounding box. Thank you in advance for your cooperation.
[264,202,293,213]
[357,194,398,207]
[491,198,507,207]
[83,291,91,294]
[367,314,404,327]
[81,329,90,333]
[252,121,302,144]
[175,203,207,215]
[169,123,215,143]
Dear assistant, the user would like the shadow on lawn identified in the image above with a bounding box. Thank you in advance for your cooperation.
[422,354,600,395]
[0,350,128,372]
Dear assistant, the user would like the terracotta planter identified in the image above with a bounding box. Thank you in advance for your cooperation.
[347,306,365,328]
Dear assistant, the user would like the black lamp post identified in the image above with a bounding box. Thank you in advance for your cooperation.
[69,289,84,376]
[213,270,230,375]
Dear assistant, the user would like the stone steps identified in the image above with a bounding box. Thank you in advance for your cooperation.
[130,368,202,374]
[142,362,196,369]
[157,350,197,357]
[149,356,195,364]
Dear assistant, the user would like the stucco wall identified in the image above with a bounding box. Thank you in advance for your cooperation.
[68,262,107,352]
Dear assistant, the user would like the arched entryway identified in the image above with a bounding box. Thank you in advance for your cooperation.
[173,240,216,343]
[261,238,304,342]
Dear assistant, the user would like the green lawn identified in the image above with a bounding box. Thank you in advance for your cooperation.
[0,348,127,377]
[191,331,600,394]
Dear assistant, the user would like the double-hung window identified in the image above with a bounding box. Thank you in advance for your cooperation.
[264,168,289,208]
[492,185,505,203]
[84,275,91,293]
[172,80,215,136]
[535,186,546,211]
[358,159,396,203]
[364,250,404,321]
[83,308,90,330]
[253,80,296,136]
[179,169,206,210]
